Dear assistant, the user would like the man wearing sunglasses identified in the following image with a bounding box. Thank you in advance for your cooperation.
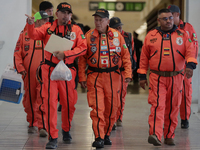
[168,4,199,129]
[138,8,197,146]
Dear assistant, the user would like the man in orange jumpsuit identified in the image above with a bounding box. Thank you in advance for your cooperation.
[78,9,132,148]
[109,17,136,128]
[14,11,49,135]
[168,5,199,129]
[26,2,87,149]
[138,9,197,146]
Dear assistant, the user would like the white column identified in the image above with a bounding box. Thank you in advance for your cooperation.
[186,0,200,112]
[0,0,32,76]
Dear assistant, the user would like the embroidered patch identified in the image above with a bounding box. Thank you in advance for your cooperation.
[81,34,85,39]
[163,34,170,40]
[114,32,118,37]
[70,32,76,40]
[116,47,121,52]
[123,44,127,49]
[24,44,29,51]
[113,38,119,46]
[90,57,97,64]
[176,37,183,45]
[112,55,119,65]
[91,46,97,53]
[150,38,157,43]
[163,48,170,56]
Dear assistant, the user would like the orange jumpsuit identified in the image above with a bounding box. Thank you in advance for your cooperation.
[14,26,44,128]
[138,25,197,141]
[26,19,87,139]
[78,27,132,139]
[116,30,135,122]
[178,20,199,121]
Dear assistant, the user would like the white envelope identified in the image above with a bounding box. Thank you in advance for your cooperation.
[44,34,74,53]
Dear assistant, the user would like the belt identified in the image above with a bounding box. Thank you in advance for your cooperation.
[45,59,74,68]
[88,65,119,73]
[150,69,183,77]
[120,67,125,72]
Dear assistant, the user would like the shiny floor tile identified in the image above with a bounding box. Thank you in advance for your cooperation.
[0,82,200,149]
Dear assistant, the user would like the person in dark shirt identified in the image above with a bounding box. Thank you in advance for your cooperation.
[133,31,143,83]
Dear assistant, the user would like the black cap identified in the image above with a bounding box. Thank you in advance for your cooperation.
[109,17,123,28]
[34,11,50,22]
[167,5,180,13]
[57,2,72,13]
[92,9,109,18]
[39,1,53,11]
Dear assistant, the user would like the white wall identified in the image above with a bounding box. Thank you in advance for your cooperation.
[0,0,31,76]
[186,0,200,110]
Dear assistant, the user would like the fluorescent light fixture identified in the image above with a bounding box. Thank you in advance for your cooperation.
[103,0,116,18]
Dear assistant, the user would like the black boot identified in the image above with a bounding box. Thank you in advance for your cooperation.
[92,137,104,148]
[181,119,189,129]
[104,135,112,145]
[112,123,116,131]
[62,130,72,143]
[46,137,58,149]
[57,104,62,112]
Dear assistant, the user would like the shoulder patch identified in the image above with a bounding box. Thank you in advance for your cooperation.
[47,28,53,35]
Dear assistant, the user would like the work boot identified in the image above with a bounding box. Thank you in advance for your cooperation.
[116,119,122,127]
[57,104,62,112]
[92,137,104,148]
[148,134,161,146]
[112,123,117,130]
[28,126,38,133]
[39,129,48,137]
[164,138,175,145]
[62,129,72,143]
[181,119,189,129]
[46,137,57,149]
[104,135,112,145]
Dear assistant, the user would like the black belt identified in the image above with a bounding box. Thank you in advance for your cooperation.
[150,69,183,77]
[120,67,125,72]
[45,59,74,68]
[88,65,119,73]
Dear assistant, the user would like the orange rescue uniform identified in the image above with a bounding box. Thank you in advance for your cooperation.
[26,19,87,139]
[14,26,44,128]
[78,27,132,139]
[137,25,197,141]
[178,20,199,121]
[116,30,135,122]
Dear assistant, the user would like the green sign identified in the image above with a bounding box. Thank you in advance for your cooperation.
[89,1,145,11]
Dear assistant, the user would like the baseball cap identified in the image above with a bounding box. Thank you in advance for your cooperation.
[39,1,53,11]
[34,11,50,22]
[167,5,180,13]
[57,2,72,13]
[92,9,109,18]
[109,17,123,28]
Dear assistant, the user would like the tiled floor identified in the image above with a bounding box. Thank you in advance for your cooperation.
[0,82,200,150]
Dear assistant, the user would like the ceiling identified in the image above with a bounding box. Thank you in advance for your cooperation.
[32,0,149,33]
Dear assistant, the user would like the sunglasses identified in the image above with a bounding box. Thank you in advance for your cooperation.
[159,16,173,21]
